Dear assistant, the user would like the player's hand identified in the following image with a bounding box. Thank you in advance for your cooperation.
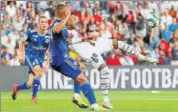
[19,55,25,64]
[65,8,71,19]
[87,36,94,40]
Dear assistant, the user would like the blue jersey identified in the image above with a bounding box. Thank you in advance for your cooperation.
[50,18,70,65]
[25,29,50,63]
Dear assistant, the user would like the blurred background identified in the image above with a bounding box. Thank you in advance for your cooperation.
[1,0,178,66]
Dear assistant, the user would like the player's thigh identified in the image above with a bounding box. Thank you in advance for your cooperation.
[70,43,94,61]
[79,62,87,73]
[95,39,114,54]
[90,52,105,69]
[32,65,43,78]
[57,58,82,80]
[26,58,43,77]
[76,73,87,85]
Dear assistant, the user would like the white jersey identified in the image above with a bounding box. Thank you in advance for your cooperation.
[69,29,113,68]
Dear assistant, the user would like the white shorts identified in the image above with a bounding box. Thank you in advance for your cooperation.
[94,38,114,54]
[70,42,105,69]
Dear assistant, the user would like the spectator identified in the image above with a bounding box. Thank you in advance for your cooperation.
[169,18,178,32]
[27,18,37,30]
[70,1,81,11]
[161,10,173,27]
[80,9,93,25]
[100,22,112,39]
[93,10,103,25]
[161,25,172,42]
[81,1,92,15]
[135,13,147,41]
[19,4,26,17]
[12,14,24,31]
[171,40,178,65]
[106,50,121,66]
[10,51,21,66]
[169,5,177,18]
[158,50,170,65]
[26,1,35,19]
[6,1,16,18]
[3,36,16,54]
[2,13,11,27]
[1,47,13,65]
[93,1,101,14]
[35,2,43,15]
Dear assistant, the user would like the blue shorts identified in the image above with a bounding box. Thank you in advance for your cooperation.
[25,57,43,75]
[51,57,82,80]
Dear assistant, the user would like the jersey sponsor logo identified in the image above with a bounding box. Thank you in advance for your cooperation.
[33,46,46,51]
[33,35,39,38]
[45,38,50,43]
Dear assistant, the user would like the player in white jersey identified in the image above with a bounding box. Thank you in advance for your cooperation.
[67,14,158,109]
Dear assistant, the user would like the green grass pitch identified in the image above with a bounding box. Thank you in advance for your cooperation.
[1,91,178,112]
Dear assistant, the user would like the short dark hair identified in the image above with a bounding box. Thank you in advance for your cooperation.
[55,4,66,12]
[38,16,47,22]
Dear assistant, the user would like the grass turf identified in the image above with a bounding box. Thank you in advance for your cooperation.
[1,91,178,112]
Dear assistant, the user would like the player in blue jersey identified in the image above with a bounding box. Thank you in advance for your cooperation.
[12,16,50,103]
[49,4,108,111]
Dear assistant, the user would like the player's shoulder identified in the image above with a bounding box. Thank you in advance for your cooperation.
[44,32,51,39]
[27,29,38,35]
[51,18,61,27]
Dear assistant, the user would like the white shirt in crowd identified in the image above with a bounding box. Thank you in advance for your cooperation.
[12,18,25,31]
[3,38,16,54]
[10,59,21,66]
[6,5,16,17]
[16,1,27,8]
[161,15,173,26]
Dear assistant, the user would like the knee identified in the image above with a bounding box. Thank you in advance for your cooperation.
[80,63,87,73]
[27,80,33,88]
[76,74,87,85]
[98,64,106,71]
[33,67,42,78]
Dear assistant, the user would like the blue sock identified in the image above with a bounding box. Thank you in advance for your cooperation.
[74,81,81,94]
[32,77,40,98]
[17,82,30,90]
[81,83,97,105]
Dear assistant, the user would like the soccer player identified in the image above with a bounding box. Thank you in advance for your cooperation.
[67,14,158,109]
[49,4,107,111]
[12,16,50,103]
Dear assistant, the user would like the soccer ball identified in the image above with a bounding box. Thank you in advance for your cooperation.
[145,12,159,28]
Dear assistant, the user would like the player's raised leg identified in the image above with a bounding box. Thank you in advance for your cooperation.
[113,39,158,63]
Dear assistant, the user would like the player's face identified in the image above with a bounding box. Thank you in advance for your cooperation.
[67,15,77,28]
[39,18,48,30]
[56,8,67,19]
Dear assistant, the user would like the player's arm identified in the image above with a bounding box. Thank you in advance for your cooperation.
[19,30,31,63]
[53,9,71,33]
[149,28,154,42]
[45,49,50,65]
[19,37,25,63]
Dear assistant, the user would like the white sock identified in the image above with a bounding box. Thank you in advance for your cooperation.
[118,40,147,60]
[91,103,99,108]
[100,67,110,102]
[74,93,80,97]
[103,94,110,102]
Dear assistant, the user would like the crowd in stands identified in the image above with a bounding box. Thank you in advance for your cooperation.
[1,1,178,66]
